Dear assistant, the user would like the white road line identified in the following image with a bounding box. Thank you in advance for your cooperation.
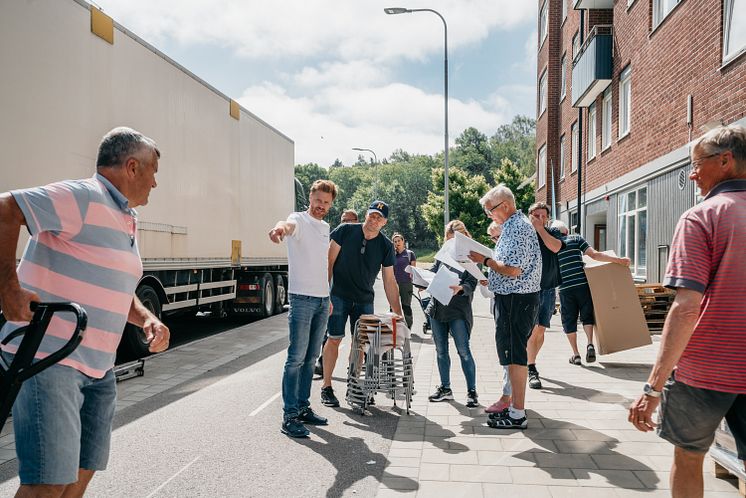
[249,391,282,416]
[145,456,201,498]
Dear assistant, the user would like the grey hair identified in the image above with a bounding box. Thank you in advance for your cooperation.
[551,219,569,235]
[96,127,160,168]
[479,184,515,208]
[694,124,746,173]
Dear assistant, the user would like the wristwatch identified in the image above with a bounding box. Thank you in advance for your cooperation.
[643,383,662,398]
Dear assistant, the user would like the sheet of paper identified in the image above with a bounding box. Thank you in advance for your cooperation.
[460,260,487,282]
[434,248,465,273]
[434,238,456,262]
[453,231,493,261]
[478,283,493,299]
[426,265,460,306]
[405,266,435,288]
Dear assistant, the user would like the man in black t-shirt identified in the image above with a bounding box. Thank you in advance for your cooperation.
[320,200,404,407]
[526,202,564,390]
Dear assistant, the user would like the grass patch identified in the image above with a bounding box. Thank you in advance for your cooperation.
[414,248,437,264]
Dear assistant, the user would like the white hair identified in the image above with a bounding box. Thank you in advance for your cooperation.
[551,219,569,235]
[480,184,515,207]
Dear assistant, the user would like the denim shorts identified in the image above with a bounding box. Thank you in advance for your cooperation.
[658,373,746,459]
[11,360,117,484]
[326,295,374,339]
[535,288,556,328]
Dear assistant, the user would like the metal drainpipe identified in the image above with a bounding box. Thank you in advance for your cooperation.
[576,9,585,235]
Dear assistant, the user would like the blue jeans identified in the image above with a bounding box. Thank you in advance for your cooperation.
[282,294,329,419]
[430,318,477,391]
[8,358,116,484]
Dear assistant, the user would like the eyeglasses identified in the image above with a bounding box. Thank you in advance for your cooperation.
[690,152,721,171]
[360,238,367,255]
[484,201,504,216]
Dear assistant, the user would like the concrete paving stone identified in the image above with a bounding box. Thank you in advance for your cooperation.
[571,468,646,488]
[612,489,671,497]
[418,463,450,481]
[534,452,598,469]
[477,450,536,467]
[603,429,663,443]
[640,455,673,471]
[446,436,503,452]
[0,449,17,461]
[415,480,484,497]
[510,466,577,485]
[382,466,419,479]
[591,454,653,471]
[499,438,559,453]
[635,470,742,493]
[389,440,423,450]
[386,457,421,468]
[395,425,425,435]
[550,486,635,498]
[421,448,479,465]
[612,442,676,457]
[483,483,553,497]
[571,429,619,442]
[388,449,422,459]
[376,488,417,498]
[392,433,425,442]
[524,428,578,440]
[449,463,512,483]
[380,477,419,490]
[424,425,464,437]
[553,440,614,454]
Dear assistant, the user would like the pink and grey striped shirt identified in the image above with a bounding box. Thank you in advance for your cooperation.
[1,174,142,378]
[664,179,746,393]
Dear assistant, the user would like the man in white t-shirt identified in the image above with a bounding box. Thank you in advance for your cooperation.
[269,179,337,438]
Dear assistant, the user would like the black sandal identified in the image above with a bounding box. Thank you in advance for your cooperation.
[569,354,581,365]
[586,344,596,363]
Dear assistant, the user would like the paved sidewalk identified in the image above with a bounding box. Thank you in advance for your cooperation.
[376,297,742,497]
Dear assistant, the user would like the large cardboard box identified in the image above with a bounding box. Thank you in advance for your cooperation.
[583,251,651,355]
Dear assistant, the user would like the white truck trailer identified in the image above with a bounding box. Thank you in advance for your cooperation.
[1,0,294,357]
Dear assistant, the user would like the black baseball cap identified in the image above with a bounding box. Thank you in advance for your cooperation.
[367,200,389,219]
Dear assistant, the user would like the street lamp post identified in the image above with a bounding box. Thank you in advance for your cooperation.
[352,147,379,198]
[385,7,449,227]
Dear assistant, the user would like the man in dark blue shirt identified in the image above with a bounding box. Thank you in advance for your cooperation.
[320,200,403,407]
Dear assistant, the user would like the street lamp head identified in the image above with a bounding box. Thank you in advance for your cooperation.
[352,147,364,151]
[384,7,410,14]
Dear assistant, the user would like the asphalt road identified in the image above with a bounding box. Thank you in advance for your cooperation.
[0,278,419,497]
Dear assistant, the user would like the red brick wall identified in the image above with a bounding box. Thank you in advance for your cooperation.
[536,0,746,205]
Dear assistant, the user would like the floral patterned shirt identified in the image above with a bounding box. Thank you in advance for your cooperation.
[488,211,542,295]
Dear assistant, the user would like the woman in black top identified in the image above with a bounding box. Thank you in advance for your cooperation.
[426,220,479,408]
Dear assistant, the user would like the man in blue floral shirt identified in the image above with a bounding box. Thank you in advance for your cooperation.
[469,184,541,429]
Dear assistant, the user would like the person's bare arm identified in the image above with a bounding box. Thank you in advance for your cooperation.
[468,251,521,277]
[381,266,403,316]
[628,288,701,431]
[127,296,170,353]
[530,217,562,253]
[328,240,341,284]
[585,247,630,266]
[268,220,297,243]
[0,193,39,321]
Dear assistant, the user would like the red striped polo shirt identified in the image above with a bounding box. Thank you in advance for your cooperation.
[664,179,746,393]
[1,174,143,378]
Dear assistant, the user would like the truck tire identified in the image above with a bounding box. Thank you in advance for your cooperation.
[122,284,162,358]
[274,274,287,314]
[260,273,275,318]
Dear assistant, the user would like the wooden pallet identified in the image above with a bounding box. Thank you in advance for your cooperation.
[711,446,746,496]
[636,284,675,333]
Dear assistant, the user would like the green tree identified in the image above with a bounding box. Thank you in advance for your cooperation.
[451,127,494,183]
[493,158,535,214]
[294,163,328,210]
[490,115,536,177]
[421,167,492,247]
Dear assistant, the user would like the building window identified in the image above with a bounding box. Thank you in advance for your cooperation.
[653,0,681,29]
[560,54,567,100]
[618,187,647,278]
[540,1,548,46]
[538,69,548,117]
[537,144,547,188]
[619,66,632,138]
[572,32,580,60]
[570,211,579,234]
[588,103,597,160]
[562,0,568,21]
[571,122,579,173]
[602,87,612,150]
[560,134,566,180]
[724,0,746,63]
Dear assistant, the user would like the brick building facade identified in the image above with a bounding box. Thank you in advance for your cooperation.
[535,0,746,282]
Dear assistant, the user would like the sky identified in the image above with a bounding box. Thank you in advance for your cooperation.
[93,0,539,167]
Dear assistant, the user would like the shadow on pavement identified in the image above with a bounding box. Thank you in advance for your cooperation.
[541,376,636,408]
[594,362,655,383]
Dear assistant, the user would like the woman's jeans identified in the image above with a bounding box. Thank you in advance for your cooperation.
[430,317,477,391]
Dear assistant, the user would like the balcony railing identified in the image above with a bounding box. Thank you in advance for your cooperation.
[574,0,614,9]
[572,25,613,108]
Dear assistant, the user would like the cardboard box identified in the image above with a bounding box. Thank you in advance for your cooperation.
[583,251,651,355]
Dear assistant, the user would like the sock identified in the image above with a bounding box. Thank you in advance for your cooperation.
[528,363,537,373]
[509,407,526,419]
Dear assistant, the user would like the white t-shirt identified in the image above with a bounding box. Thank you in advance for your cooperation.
[286,211,330,297]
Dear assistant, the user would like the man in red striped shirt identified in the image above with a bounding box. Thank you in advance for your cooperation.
[629,124,746,497]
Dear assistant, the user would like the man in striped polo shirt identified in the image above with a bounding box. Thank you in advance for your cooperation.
[0,127,169,496]
[629,124,746,496]
[551,220,629,365]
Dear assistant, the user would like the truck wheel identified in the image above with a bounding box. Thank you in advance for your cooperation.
[122,284,162,358]
[260,273,275,318]
[274,274,287,314]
